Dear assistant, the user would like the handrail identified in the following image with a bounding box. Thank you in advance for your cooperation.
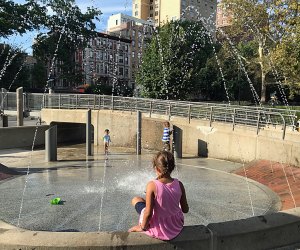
[0,92,297,139]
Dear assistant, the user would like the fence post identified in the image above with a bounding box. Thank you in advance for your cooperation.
[58,94,61,109]
[93,94,96,109]
[150,101,153,118]
[98,95,101,110]
[42,94,46,108]
[256,111,261,135]
[188,105,191,124]
[76,94,78,109]
[168,103,171,121]
[0,88,4,111]
[111,95,114,110]
[209,107,213,127]
[232,108,236,131]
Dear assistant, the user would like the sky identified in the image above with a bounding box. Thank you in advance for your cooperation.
[0,0,133,54]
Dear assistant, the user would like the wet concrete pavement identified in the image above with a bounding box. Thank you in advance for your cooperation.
[0,145,281,232]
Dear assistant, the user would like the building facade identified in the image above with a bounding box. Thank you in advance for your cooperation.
[75,33,132,93]
[107,13,153,86]
[216,2,233,28]
[132,0,217,31]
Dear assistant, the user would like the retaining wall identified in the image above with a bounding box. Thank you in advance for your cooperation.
[0,126,49,149]
[41,109,300,167]
[0,208,300,249]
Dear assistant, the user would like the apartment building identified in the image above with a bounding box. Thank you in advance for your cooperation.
[216,2,233,28]
[132,0,217,31]
[107,13,153,86]
[75,33,132,92]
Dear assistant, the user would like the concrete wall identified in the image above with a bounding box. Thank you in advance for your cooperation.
[1,208,300,249]
[41,109,300,167]
[0,126,49,149]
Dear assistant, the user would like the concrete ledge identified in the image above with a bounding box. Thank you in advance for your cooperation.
[1,209,300,249]
[0,125,49,149]
[207,208,300,250]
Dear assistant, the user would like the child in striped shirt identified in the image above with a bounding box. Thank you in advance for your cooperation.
[162,121,172,151]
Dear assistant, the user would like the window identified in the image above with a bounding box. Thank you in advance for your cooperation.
[135,11,138,16]
[116,20,118,25]
[150,6,153,10]
[119,54,124,63]
[135,4,138,8]
[119,67,124,76]
[155,11,158,16]
[125,56,129,65]
[125,68,129,77]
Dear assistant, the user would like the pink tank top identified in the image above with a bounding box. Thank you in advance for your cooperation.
[140,178,184,240]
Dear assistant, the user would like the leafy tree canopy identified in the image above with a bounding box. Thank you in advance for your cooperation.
[220,0,300,102]
[136,20,213,100]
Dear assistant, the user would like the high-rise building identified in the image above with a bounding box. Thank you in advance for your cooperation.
[132,0,217,30]
[216,2,233,28]
[107,13,153,87]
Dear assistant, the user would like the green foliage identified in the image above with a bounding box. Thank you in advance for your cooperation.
[0,0,47,37]
[0,45,30,90]
[136,20,213,100]
[31,0,101,88]
[220,0,300,102]
[198,41,263,102]
[0,0,101,90]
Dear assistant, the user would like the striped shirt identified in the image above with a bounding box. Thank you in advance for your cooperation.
[162,127,171,142]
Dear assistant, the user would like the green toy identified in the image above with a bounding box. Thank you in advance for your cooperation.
[50,197,61,205]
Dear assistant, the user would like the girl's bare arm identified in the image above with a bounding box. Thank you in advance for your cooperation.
[140,181,155,229]
[128,181,155,232]
[179,181,189,213]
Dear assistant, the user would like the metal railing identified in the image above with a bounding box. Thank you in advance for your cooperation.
[1,92,297,139]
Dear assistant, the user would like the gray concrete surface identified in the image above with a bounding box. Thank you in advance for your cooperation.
[0,145,280,232]
[41,109,300,167]
[0,115,42,127]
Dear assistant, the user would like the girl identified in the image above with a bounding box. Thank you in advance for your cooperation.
[128,151,189,240]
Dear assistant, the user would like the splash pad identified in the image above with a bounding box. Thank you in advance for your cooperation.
[0,146,280,232]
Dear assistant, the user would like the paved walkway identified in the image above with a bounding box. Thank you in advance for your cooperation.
[234,160,300,211]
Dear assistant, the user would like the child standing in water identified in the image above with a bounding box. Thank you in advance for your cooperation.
[128,151,189,240]
[162,121,172,151]
[103,129,111,155]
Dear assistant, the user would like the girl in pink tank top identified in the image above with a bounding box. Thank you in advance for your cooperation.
[128,151,189,240]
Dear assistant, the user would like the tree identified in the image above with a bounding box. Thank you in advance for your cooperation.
[32,0,101,88]
[270,2,300,100]
[136,20,213,100]
[198,41,261,103]
[0,0,47,37]
[0,0,101,90]
[0,44,30,90]
[221,0,300,103]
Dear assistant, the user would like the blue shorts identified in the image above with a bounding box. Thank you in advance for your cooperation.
[135,202,146,214]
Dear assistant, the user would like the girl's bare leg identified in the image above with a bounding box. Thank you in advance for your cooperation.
[131,196,145,207]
